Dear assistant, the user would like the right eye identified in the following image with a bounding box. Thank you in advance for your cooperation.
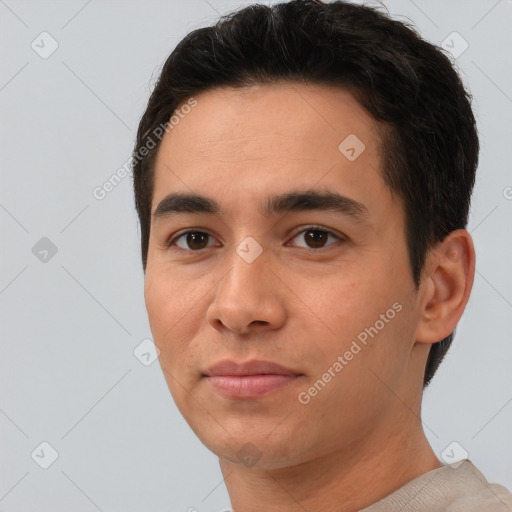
[166,230,219,251]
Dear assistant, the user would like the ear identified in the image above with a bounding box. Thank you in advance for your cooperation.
[414,229,475,344]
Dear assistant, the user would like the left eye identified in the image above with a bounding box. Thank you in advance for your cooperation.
[288,227,342,250]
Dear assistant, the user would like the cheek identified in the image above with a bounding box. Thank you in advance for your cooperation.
[317,268,410,364]
[144,273,205,409]
[144,271,192,360]
[144,267,213,372]
[311,272,379,335]
[144,265,200,328]
[145,274,173,335]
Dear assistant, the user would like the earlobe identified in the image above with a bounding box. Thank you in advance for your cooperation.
[414,230,475,344]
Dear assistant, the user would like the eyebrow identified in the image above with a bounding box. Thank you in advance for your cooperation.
[152,189,369,223]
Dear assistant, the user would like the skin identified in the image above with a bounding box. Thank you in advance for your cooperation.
[143,83,475,511]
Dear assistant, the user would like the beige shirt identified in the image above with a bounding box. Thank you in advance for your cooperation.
[228,459,512,511]
[362,459,512,511]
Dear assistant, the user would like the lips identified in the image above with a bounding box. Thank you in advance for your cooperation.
[203,359,303,399]
[204,359,301,377]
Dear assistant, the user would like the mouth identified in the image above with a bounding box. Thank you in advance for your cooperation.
[202,359,303,399]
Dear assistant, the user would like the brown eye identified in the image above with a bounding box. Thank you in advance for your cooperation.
[304,230,329,248]
[184,232,209,250]
[289,227,342,250]
[169,231,216,251]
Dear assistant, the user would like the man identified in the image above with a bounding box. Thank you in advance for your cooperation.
[131,0,512,510]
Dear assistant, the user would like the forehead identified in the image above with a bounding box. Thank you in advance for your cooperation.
[151,83,392,220]
[159,83,378,159]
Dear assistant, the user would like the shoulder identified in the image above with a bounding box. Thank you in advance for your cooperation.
[447,489,512,511]
[445,461,512,511]
[362,459,512,512]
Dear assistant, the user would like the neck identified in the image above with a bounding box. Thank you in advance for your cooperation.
[220,418,441,512]
[220,409,441,512]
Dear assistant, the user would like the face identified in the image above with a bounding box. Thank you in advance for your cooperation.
[144,83,424,469]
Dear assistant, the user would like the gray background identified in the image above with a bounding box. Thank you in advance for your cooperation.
[1,0,511,510]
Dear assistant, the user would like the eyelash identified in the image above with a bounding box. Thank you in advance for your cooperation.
[164,225,346,253]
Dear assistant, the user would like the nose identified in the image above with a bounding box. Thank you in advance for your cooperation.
[206,248,287,336]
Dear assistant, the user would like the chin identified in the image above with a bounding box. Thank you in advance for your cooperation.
[195,425,311,470]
